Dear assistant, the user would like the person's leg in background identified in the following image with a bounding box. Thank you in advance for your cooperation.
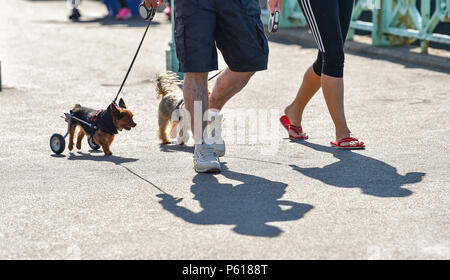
[117,0,132,20]
[118,0,129,6]
[69,0,82,20]
[164,0,172,20]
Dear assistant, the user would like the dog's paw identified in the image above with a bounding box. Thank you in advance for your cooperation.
[104,151,113,156]
[68,143,74,151]
[76,143,82,150]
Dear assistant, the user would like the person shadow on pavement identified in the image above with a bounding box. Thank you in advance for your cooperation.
[157,164,313,238]
[289,141,425,197]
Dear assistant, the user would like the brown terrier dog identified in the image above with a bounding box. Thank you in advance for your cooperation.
[68,98,136,156]
[156,72,185,144]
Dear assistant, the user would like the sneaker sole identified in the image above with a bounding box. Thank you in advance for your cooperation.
[194,165,221,173]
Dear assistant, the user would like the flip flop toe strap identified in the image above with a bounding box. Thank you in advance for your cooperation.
[289,124,303,134]
[337,137,364,147]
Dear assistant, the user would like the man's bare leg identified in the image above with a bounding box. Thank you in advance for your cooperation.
[183,72,209,144]
[183,72,221,172]
[209,68,255,111]
[207,68,256,157]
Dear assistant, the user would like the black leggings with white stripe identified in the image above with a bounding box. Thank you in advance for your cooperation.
[298,0,354,78]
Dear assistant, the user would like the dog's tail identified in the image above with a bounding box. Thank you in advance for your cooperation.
[156,71,182,99]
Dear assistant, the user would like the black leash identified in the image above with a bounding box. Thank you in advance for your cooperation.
[207,69,225,82]
[113,19,152,104]
[113,2,156,103]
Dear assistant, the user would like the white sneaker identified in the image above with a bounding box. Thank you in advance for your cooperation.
[194,144,221,173]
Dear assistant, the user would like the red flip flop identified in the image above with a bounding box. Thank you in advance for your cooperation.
[280,115,308,140]
[331,137,365,150]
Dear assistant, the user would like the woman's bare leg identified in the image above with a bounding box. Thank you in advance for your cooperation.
[284,65,321,138]
[285,68,362,146]
[321,74,362,146]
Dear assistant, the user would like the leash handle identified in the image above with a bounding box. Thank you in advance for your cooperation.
[139,2,156,21]
[268,7,280,33]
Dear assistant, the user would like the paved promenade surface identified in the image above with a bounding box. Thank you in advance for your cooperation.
[0,0,449,259]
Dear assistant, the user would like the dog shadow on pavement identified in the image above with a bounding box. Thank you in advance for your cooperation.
[67,151,139,165]
[157,163,313,238]
[289,141,425,197]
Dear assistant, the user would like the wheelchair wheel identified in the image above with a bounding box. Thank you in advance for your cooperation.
[88,137,100,150]
[50,134,65,154]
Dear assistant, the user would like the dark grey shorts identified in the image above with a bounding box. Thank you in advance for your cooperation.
[174,0,269,73]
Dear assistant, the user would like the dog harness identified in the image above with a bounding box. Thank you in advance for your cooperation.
[90,107,118,135]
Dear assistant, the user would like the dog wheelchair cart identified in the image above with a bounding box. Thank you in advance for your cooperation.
[50,112,100,155]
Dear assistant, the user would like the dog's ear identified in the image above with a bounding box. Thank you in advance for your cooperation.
[118,98,127,109]
[110,103,121,117]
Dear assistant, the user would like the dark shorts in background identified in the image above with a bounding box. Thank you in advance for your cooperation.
[174,0,269,73]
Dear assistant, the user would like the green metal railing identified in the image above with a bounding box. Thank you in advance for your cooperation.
[349,0,450,52]
[277,0,450,53]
